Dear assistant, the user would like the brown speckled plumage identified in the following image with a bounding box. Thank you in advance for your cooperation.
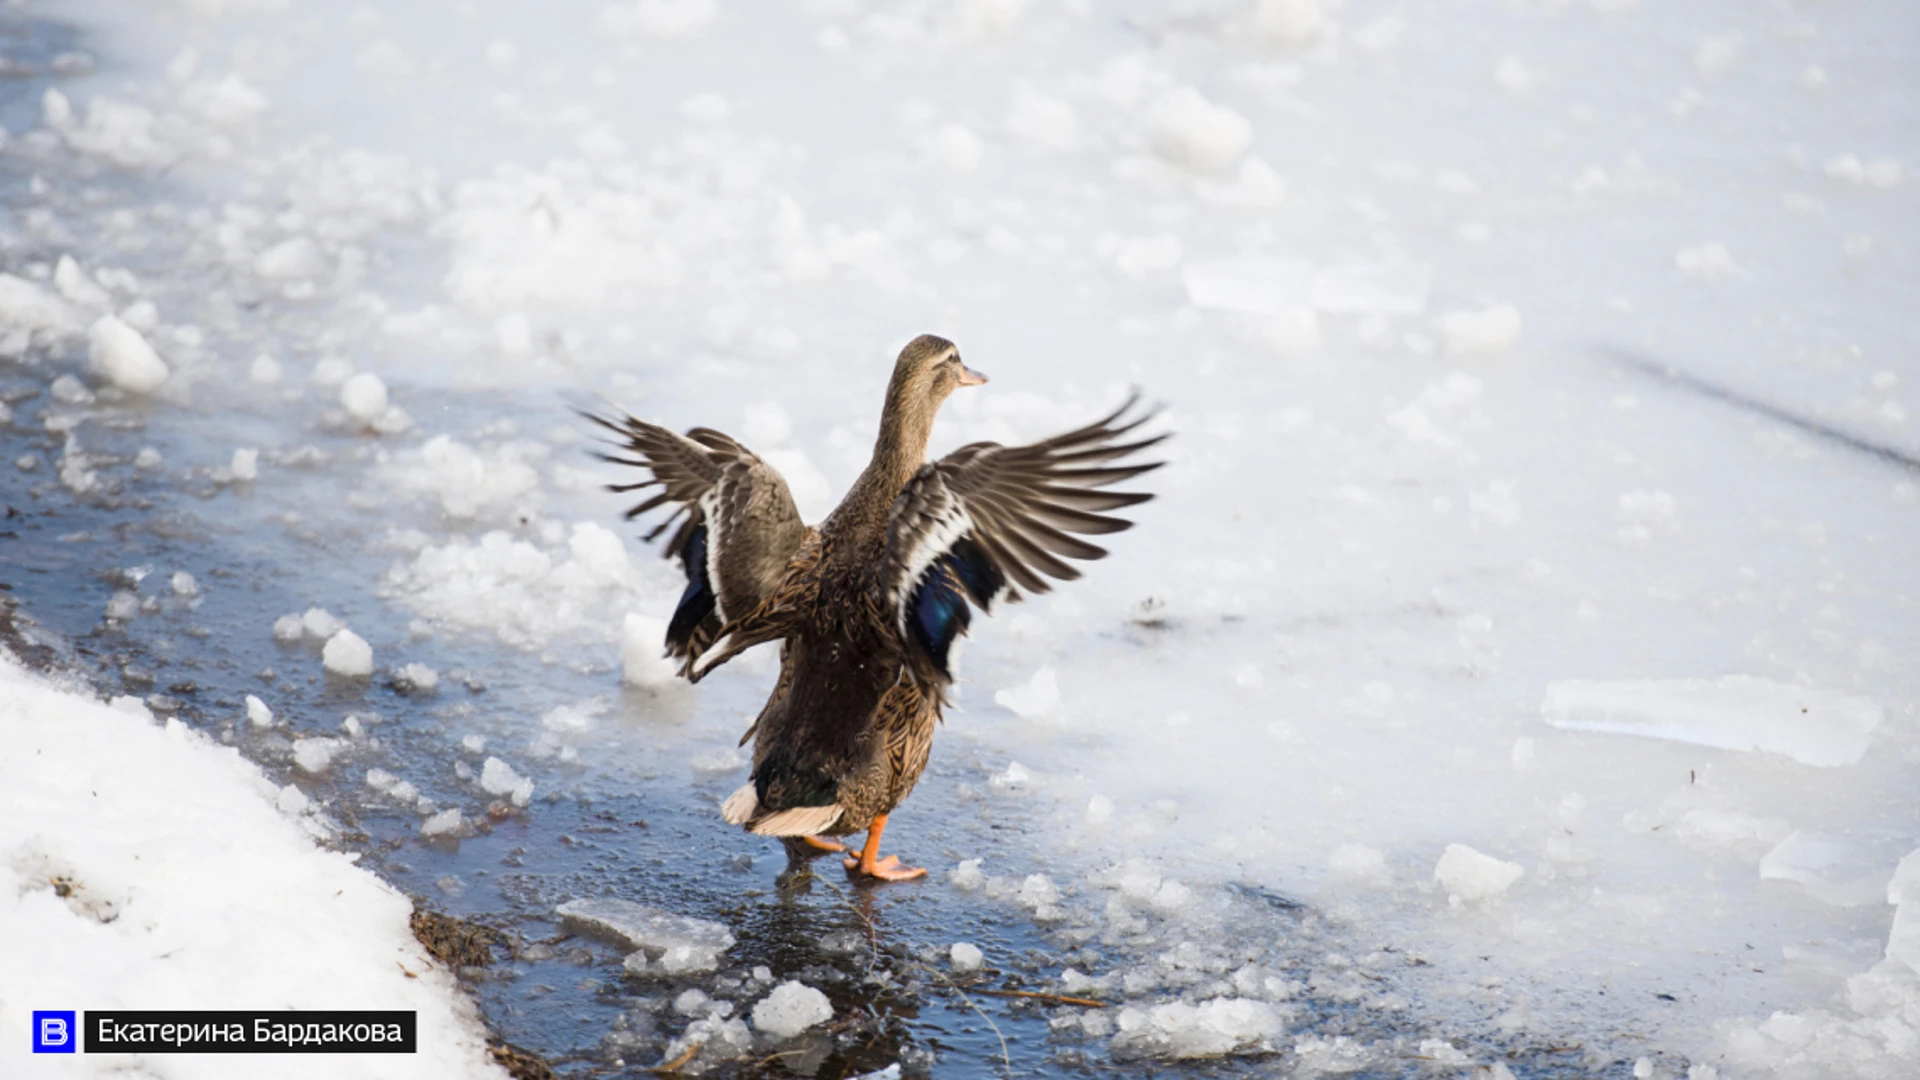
[588,334,1162,879]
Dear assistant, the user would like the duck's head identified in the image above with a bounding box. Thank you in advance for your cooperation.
[886,333,987,421]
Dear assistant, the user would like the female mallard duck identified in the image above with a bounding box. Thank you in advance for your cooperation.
[585,335,1162,880]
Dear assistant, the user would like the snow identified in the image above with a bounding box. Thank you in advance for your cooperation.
[86,314,169,393]
[321,627,374,677]
[750,981,832,1040]
[1541,677,1883,768]
[1434,844,1525,906]
[994,666,1059,719]
[620,612,679,689]
[0,654,504,1079]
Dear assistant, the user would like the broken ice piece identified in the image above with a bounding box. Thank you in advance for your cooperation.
[751,981,832,1039]
[555,898,734,974]
[1758,831,1891,907]
[1541,676,1882,767]
[1434,843,1523,905]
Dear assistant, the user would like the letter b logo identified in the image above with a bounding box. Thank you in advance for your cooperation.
[32,1011,76,1053]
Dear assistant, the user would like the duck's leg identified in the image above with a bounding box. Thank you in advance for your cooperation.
[843,814,926,881]
[798,835,845,853]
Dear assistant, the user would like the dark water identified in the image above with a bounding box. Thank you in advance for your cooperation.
[0,12,1661,1079]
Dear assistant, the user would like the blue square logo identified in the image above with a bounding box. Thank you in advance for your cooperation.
[32,1011,76,1053]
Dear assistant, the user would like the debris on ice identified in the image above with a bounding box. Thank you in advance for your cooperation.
[1434,843,1524,905]
[556,898,734,974]
[322,628,374,677]
[88,314,169,393]
[751,981,832,1039]
[1540,676,1881,767]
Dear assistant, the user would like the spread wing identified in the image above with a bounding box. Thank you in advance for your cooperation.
[581,405,806,674]
[879,392,1165,685]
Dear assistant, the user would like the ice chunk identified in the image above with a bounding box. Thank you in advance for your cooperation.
[987,761,1033,793]
[0,272,80,335]
[169,571,197,596]
[479,757,534,807]
[1434,843,1523,904]
[555,898,734,971]
[244,694,274,727]
[1242,0,1331,46]
[249,354,281,384]
[272,614,304,642]
[421,808,463,836]
[1311,263,1431,316]
[293,738,340,774]
[621,613,679,688]
[1438,303,1522,354]
[1112,998,1282,1058]
[951,858,986,891]
[301,607,344,639]
[1147,87,1250,173]
[950,942,984,973]
[1540,676,1881,767]
[229,448,259,482]
[1758,831,1889,907]
[339,372,389,423]
[1329,843,1388,882]
[254,236,324,280]
[88,315,169,393]
[994,667,1059,718]
[396,662,439,693]
[1182,258,1315,315]
[276,784,310,815]
[1889,849,1920,973]
[1675,243,1742,280]
[105,591,140,622]
[1086,793,1114,824]
[751,981,832,1039]
[322,629,374,677]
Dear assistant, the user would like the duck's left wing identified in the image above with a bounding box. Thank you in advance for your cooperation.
[879,392,1166,684]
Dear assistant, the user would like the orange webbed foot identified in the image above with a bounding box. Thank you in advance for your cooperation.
[844,853,927,881]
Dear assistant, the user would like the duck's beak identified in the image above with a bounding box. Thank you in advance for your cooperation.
[957,364,989,387]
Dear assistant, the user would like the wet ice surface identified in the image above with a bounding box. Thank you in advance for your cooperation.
[3,0,1919,1077]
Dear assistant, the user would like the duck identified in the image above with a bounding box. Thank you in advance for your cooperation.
[583,335,1163,880]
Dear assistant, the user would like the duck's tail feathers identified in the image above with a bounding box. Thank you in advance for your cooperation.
[720,783,759,825]
[747,804,845,837]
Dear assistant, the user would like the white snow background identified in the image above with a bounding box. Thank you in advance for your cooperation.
[1,0,1917,1076]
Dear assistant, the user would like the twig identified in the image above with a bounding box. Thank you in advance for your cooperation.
[650,1041,703,1073]
[917,963,1012,1077]
[969,987,1107,1008]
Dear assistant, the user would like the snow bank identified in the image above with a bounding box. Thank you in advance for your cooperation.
[0,653,504,1078]
[1541,677,1882,767]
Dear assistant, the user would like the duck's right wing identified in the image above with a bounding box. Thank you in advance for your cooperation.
[581,406,806,674]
